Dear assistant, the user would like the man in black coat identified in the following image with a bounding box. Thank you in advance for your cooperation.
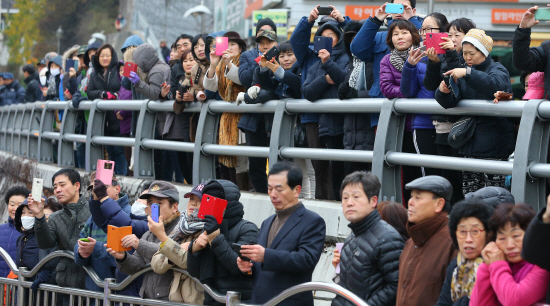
[22,64,41,102]
[331,171,404,306]
[522,195,550,304]
[237,162,326,306]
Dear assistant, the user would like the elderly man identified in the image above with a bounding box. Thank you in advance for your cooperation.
[396,176,457,306]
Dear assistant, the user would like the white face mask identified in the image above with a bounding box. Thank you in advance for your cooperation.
[50,68,60,76]
[21,216,35,230]
[40,76,47,86]
[131,201,147,216]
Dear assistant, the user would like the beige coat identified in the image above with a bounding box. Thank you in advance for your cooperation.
[151,233,204,304]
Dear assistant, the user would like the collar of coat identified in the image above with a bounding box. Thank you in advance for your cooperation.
[348,208,381,236]
[406,211,449,247]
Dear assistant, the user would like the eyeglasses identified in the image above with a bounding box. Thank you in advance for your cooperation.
[456,228,485,238]
[419,27,440,34]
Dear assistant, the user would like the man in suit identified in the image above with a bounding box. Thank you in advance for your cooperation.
[237,161,326,306]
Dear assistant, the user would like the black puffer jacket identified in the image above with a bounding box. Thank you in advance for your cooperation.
[188,180,259,305]
[513,26,550,99]
[435,57,516,158]
[464,186,515,209]
[87,44,121,133]
[332,210,405,306]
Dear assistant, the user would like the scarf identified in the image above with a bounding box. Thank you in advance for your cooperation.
[216,56,244,168]
[349,56,365,90]
[450,253,483,302]
[389,46,414,72]
[169,209,205,241]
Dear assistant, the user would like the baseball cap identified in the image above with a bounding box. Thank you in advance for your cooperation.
[38,58,47,66]
[184,183,207,199]
[139,181,180,203]
[255,29,278,43]
[77,45,88,56]
[318,16,337,26]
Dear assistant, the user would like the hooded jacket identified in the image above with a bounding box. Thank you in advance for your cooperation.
[0,79,26,105]
[24,72,41,103]
[87,44,121,133]
[132,43,171,100]
[14,202,40,279]
[116,61,133,135]
[0,218,20,277]
[435,57,516,158]
[44,55,64,101]
[187,180,259,305]
[84,41,102,68]
[301,22,350,137]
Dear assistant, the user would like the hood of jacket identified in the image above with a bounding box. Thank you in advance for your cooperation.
[24,72,39,85]
[121,35,144,52]
[117,193,130,211]
[84,41,103,67]
[91,44,119,74]
[211,179,244,229]
[62,45,80,71]
[132,43,159,73]
[343,21,363,58]
[205,31,227,61]
[314,22,345,51]
[465,186,515,209]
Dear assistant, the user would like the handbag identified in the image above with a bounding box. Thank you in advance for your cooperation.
[448,116,476,149]
[294,115,308,147]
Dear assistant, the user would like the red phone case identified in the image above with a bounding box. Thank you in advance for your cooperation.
[255,56,261,64]
[198,195,228,224]
[425,33,449,55]
[123,62,137,77]
[96,160,115,185]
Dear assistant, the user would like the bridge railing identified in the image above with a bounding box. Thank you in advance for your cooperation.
[0,98,549,210]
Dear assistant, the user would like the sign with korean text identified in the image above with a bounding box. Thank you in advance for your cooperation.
[492,8,525,24]
[345,6,380,21]
[252,10,288,37]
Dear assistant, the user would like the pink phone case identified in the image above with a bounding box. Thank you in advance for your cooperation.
[215,37,229,56]
[96,160,115,185]
[425,33,449,55]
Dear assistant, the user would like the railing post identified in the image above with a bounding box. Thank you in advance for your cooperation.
[17,267,26,306]
[193,100,220,185]
[133,100,155,179]
[512,99,550,210]
[85,100,106,172]
[0,105,9,151]
[58,101,77,167]
[37,101,55,163]
[372,98,405,202]
[21,103,34,158]
[226,291,241,306]
[103,278,115,306]
[12,104,25,155]
[269,100,296,167]
[28,103,43,160]
[7,104,18,153]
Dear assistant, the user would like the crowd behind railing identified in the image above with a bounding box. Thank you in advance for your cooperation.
[2,0,550,305]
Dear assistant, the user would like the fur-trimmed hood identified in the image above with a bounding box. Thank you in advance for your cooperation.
[62,45,80,71]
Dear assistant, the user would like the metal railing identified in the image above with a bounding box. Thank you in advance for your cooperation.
[0,247,369,306]
[0,98,549,209]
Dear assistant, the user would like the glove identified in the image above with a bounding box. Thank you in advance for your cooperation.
[338,82,350,100]
[346,87,358,99]
[129,71,140,84]
[203,215,220,235]
[236,92,246,105]
[247,86,261,99]
[106,92,117,100]
[93,179,108,200]
[102,91,108,99]
[31,271,50,295]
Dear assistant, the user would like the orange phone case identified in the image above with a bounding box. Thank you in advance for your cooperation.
[107,225,132,252]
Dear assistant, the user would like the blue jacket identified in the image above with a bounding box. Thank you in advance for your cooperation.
[290,17,350,124]
[0,80,26,105]
[16,230,40,279]
[301,22,350,137]
[238,47,265,133]
[251,203,326,306]
[89,194,148,238]
[0,218,20,277]
[400,59,436,130]
[350,16,423,126]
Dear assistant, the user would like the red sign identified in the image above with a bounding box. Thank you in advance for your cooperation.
[245,0,263,18]
[492,8,525,24]
[345,5,380,21]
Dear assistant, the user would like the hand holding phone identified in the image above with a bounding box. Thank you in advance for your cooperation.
[32,178,44,202]
[317,6,333,15]
[215,37,229,56]
[535,7,550,22]
[151,204,160,223]
[232,243,251,261]
[314,36,333,54]
[264,46,280,61]
[123,62,138,77]
[96,160,115,185]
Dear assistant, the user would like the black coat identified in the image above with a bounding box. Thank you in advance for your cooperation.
[251,203,326,306]
[24,73,41,103]
[168,61,191,131]
[435,57,515,158]
[87,47,121,133]
[513,26,550,99]
[434,258,471,306]
[187,180,259,305]
[16,231,40,280]
[332,210,404,306]
[237,48,266,134]
[522,207,550,304]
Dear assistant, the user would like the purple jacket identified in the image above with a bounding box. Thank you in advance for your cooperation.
[117,71,133,135]
[380,54,434,130]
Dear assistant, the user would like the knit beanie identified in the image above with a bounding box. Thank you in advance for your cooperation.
[462,29,493,58]
[256,18,277,35]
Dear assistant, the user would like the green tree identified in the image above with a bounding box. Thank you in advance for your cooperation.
[4,0,46,65]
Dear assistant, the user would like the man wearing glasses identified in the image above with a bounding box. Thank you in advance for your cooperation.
[396,176,458,306]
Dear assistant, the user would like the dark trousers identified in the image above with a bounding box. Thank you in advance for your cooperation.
[105,129,128,175]
[323,134,346,201]
[177,127,194,185]
[122,133,133,176]
[245,125,269,194]
[436,142,464,205]
[402,129,440,205]
[163,150,184,183]
[305,122,334,200]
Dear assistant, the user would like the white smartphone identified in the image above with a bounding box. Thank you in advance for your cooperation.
[32,178,44,201]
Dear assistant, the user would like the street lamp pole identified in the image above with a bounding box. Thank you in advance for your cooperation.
[56,26,63,54]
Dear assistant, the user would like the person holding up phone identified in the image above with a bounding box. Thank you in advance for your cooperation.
[513,5,550,100]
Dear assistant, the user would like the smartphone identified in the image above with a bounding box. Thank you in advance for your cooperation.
[231,243,251,261]
[413,45,427,52]
[535,8,550,21]
[178,83,190,97]
[449,75,460,98]
[385,3,404,14]
[96,160,115,185]
[32,178,44,201]
[425,33,449,55]
[317,6,333,15]
[65,59,75,71]
[314,36,333,54]
[151,203,160,223]
[74,60,80,70]
[198,195,228,224]
[215,37,229,56]
[79,238,90,242]
[123,62,138,77]
[264,46,280,61]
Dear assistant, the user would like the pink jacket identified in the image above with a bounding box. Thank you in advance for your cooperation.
[470,261,550,306]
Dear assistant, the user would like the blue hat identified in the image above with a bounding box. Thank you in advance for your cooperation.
[3,72,14,79]
[121,35,144,53]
